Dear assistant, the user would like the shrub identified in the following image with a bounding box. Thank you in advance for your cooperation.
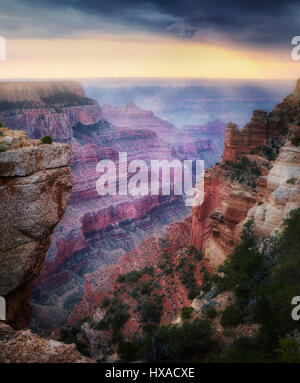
[225,156,262,188]
[220,336,264,363]
[0,144,6,152]
[163,267,173,276]
[286,177,297,184]
[220,305,243,328]
[141,299,162,323]
[206,306,218,319]
[179,262,198,298]
[117,341,142,362]
[93,318,110,330]
[144,319,217,363]
[291,137,300,147]
[181,306,194,321]
[200,270,212,293]
[253,208,300,351]
[216,219,267,308]
[41,135,53,144]
[141,266,154,276]
[276,337,300,363]
[130,287,139,298]
[111,307,129,332]
[140,281,152,294]
[101,297,110,308]
[117,270,141,283]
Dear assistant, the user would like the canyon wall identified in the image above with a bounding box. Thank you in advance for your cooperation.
[0,81,224,334]
[0,81,103,141]
[191,79,300,269]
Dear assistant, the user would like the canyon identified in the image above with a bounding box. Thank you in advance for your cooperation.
[1,79,299,362]
[0,81,225,335]
[63,80,300,361]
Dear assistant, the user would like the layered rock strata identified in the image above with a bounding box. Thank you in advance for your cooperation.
[0,127,72,329]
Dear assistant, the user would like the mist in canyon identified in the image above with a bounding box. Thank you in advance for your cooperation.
[0,78,294,334]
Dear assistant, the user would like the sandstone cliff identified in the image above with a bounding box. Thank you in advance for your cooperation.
[0,81,103,141]
[191,79,300,269]
[0,127,72,329]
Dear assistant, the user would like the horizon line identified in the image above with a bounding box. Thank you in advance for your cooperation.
[0,76,298,82]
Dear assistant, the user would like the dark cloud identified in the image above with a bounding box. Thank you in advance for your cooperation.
[1,0,299,48]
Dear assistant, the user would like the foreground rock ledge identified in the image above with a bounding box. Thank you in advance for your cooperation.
[0,323,93,363]
[0,128,72,329]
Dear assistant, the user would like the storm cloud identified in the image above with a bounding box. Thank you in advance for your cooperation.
[1,0,300,48]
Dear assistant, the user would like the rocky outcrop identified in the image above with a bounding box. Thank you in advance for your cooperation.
[0,127,72,329]
[102,102,175,139]
[191,80,300,268]
[222,110,269,162]
[190,169,257,267]
[247,141,300,236]
[0,81,103,141]
[0,81,85,104]
[0,323,92,363]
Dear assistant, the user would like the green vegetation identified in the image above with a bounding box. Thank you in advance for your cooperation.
[116,270,142,283]
[41,135,53,144]
[214,336,265,363]
[187,246,203,261]
[91,298,129,342]
[175,256,199,300]
[180,306,194,321]
[111,306,129,334]
[200,270,212,293]
[0,144,6,152]
[117,341,142,362]
[206,306,218,319]
[224,157,262,188]
[141,265,154,276]
[117,319,218,363]
[220,305,243,328]
[286,177,297,184]
[216,219,267,309]
[291,137,300,147]
[140,297,162,323]
[213,207,300,361]
[59,318,91,357]
[101,297,111,308]
[253,207,300,352]
[73,208,300,363]
[250,138,283,162]
[276,337,300,363]
[144,319,217,362]
[140,280,152,294]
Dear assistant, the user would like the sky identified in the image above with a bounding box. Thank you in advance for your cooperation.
[0,0,300,79]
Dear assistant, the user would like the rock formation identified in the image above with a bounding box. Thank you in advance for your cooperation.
[191,80,300,268]
[0,81,103,141]
[0,323,93,363]
[0,127,72,329]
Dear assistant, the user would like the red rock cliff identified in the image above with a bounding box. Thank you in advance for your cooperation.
[191,80,300,268]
